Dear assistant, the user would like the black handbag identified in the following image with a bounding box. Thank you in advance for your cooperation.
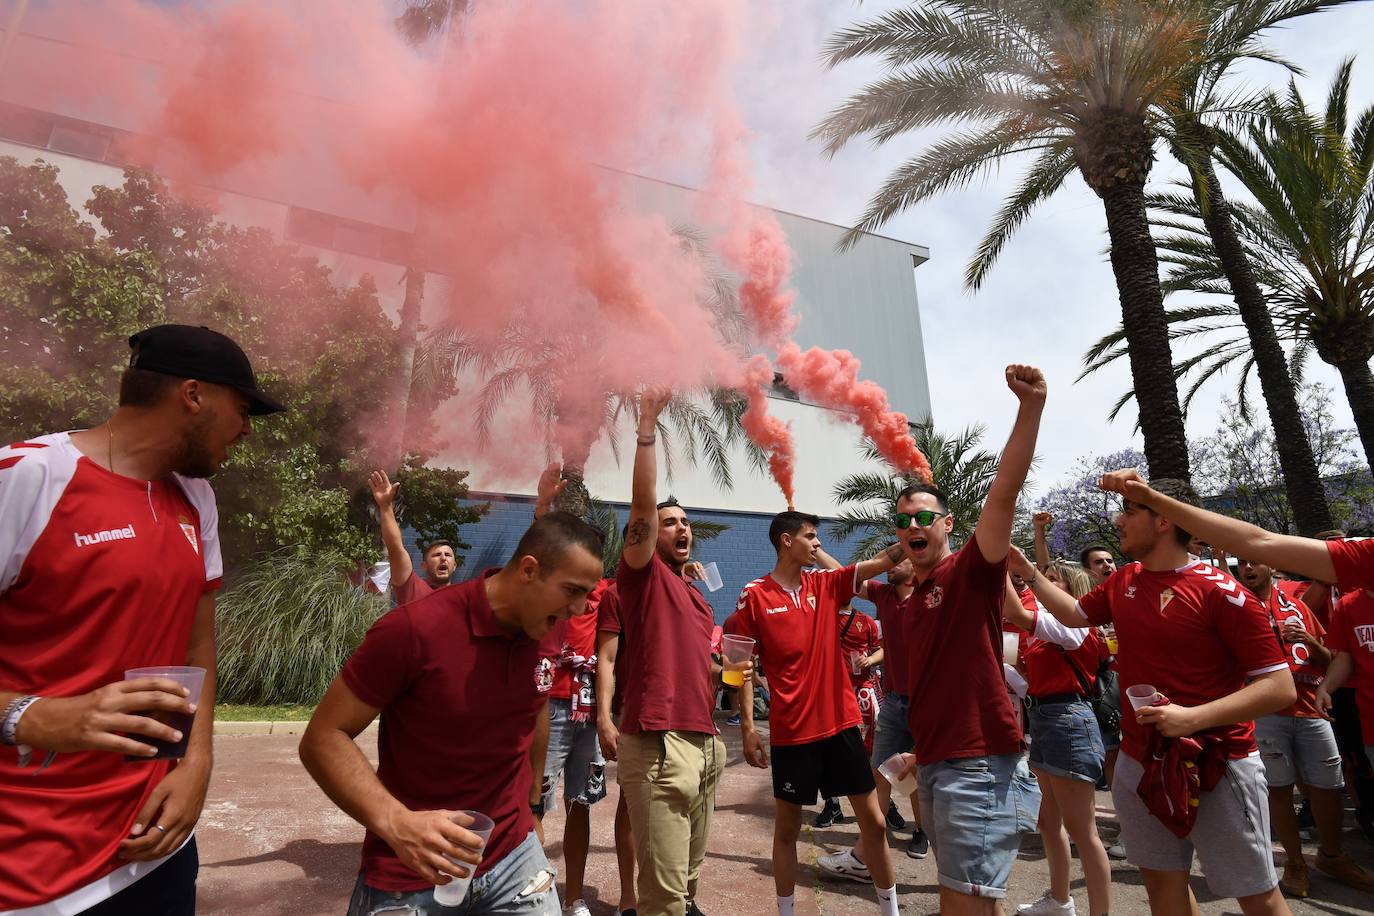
[1059,645,1122,733]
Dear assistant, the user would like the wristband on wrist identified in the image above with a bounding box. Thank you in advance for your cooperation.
[3,695,54,770]
[636,434,656,446]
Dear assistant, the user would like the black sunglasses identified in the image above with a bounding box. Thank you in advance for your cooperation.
[891,510,948,529]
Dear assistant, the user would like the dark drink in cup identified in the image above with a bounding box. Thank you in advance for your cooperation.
[125,709,194,760]
[122,666,206,761]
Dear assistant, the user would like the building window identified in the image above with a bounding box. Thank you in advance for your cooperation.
[0,102,55,147]
[47,122,110,161]
[0,101,157,169]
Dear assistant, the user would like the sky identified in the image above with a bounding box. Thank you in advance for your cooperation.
[707,1,1374,494]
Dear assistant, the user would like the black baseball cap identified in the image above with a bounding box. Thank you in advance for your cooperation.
[128,325,285,415]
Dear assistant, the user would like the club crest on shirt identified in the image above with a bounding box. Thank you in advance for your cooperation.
[1159,587,1175,613]
[1125,585,1138,598]
[535,657,556,693]
[925,585,944,609]
[178,515,199,554]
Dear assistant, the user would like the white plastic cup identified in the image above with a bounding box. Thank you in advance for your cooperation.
[849,650,865,676]
[1001,633,1019,667]
[701,561,724,592]
[879,752,917,797]
[433,810,495,906]
[123,666,206,760]
[1126,684,1161,711]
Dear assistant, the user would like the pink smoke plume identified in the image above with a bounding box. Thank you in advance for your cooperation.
[739,356,796,509]
[776,344,932,482]
[23,0,925,499]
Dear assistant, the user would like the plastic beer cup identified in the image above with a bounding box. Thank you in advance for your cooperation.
[721,634,755,688]
[433,811,495,906]
[1126,684,1161,711]
[123,666,206,760]
[1001,632,1019,666]
[700,561,724,592]
[879,752,917,797]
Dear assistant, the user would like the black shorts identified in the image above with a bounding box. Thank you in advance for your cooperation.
[770,726,876,806]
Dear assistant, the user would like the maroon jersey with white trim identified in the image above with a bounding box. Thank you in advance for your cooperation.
[1077,560,1287,761]
[0,432,221,911]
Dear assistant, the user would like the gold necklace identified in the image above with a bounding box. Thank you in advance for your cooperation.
[106,420,114,474]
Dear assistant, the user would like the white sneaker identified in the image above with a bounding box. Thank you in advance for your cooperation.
[1016,890,1076,915]
[1107,842,1127,860]
[564,900,592,916]
[816,848,872,884]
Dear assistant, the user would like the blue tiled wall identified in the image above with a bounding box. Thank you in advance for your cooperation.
[402,494,873,624]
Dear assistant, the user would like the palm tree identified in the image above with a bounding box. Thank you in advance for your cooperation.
[1103,1,1349,535]
[1084,60,1374,473]
[814,0,1234,485]
[829,421,1005,559]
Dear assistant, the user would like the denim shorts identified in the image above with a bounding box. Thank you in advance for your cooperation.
[1028,699,1105,784]
[869,693,913,769]
[1255,714,1344,790]
[542,698,606,809]
[916,753,1040,898]
[347,831,558,915]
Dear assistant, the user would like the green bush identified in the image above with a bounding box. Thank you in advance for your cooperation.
[216,551,387,705]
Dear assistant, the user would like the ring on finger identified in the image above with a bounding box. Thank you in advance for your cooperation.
[154,825,168,834]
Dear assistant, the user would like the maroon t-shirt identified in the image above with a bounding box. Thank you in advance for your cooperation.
[903,544,1023,764]
[596,582,625,714]
[341,571,553,892]
[615,553,716,735]
[867,582,913,697]
[392,570,434,605]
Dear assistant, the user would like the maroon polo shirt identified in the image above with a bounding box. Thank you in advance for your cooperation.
[903,545,1023,764]
[615,553,716,735]
[866,581,912,697]
[341,570,553,892]
[392,571,433,605]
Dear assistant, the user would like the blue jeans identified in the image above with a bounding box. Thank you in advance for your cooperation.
[346,832,559,916]
[869,693,912,768]
[916,753,1040,898]
[1028,699,1105,784]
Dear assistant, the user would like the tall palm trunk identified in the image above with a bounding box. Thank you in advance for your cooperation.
[553,395,597,520]
[1188,140,1334,534]
[391,265,425,461]
[1333,357,1374,471]
[1077,110,1192,484]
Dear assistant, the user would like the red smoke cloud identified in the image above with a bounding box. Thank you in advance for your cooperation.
[739,356,796,509]
[776,344,932,482]
[24,0,925,501]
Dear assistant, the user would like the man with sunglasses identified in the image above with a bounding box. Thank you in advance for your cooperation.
[882,365,1047,915]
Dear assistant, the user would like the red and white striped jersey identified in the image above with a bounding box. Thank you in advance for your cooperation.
[0,432,222,912]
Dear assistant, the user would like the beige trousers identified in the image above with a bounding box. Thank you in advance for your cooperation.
[617,729,726,916]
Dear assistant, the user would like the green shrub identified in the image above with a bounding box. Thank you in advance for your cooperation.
[216,551,387,705]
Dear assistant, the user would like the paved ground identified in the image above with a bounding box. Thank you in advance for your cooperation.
[198,718,1374,915]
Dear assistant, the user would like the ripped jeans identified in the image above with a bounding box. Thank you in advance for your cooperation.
[346,832,559,916]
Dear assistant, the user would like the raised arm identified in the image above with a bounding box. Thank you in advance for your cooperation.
[1009,545,1086,630]
[972,365,1046,565]
[1001,576,1034,631]
[533,463,568,520]
[622,390,671,570]
[816,543,904,585]
[1032,512,1052,572]
[1100,470,1336,583]
[369,470,415,587]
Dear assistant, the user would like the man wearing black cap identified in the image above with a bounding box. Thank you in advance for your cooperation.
[0,325,282,914]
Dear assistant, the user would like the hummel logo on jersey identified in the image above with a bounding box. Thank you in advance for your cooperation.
[1356,624,1374,651]
[73,525,136,548]
[765,606,789,615]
